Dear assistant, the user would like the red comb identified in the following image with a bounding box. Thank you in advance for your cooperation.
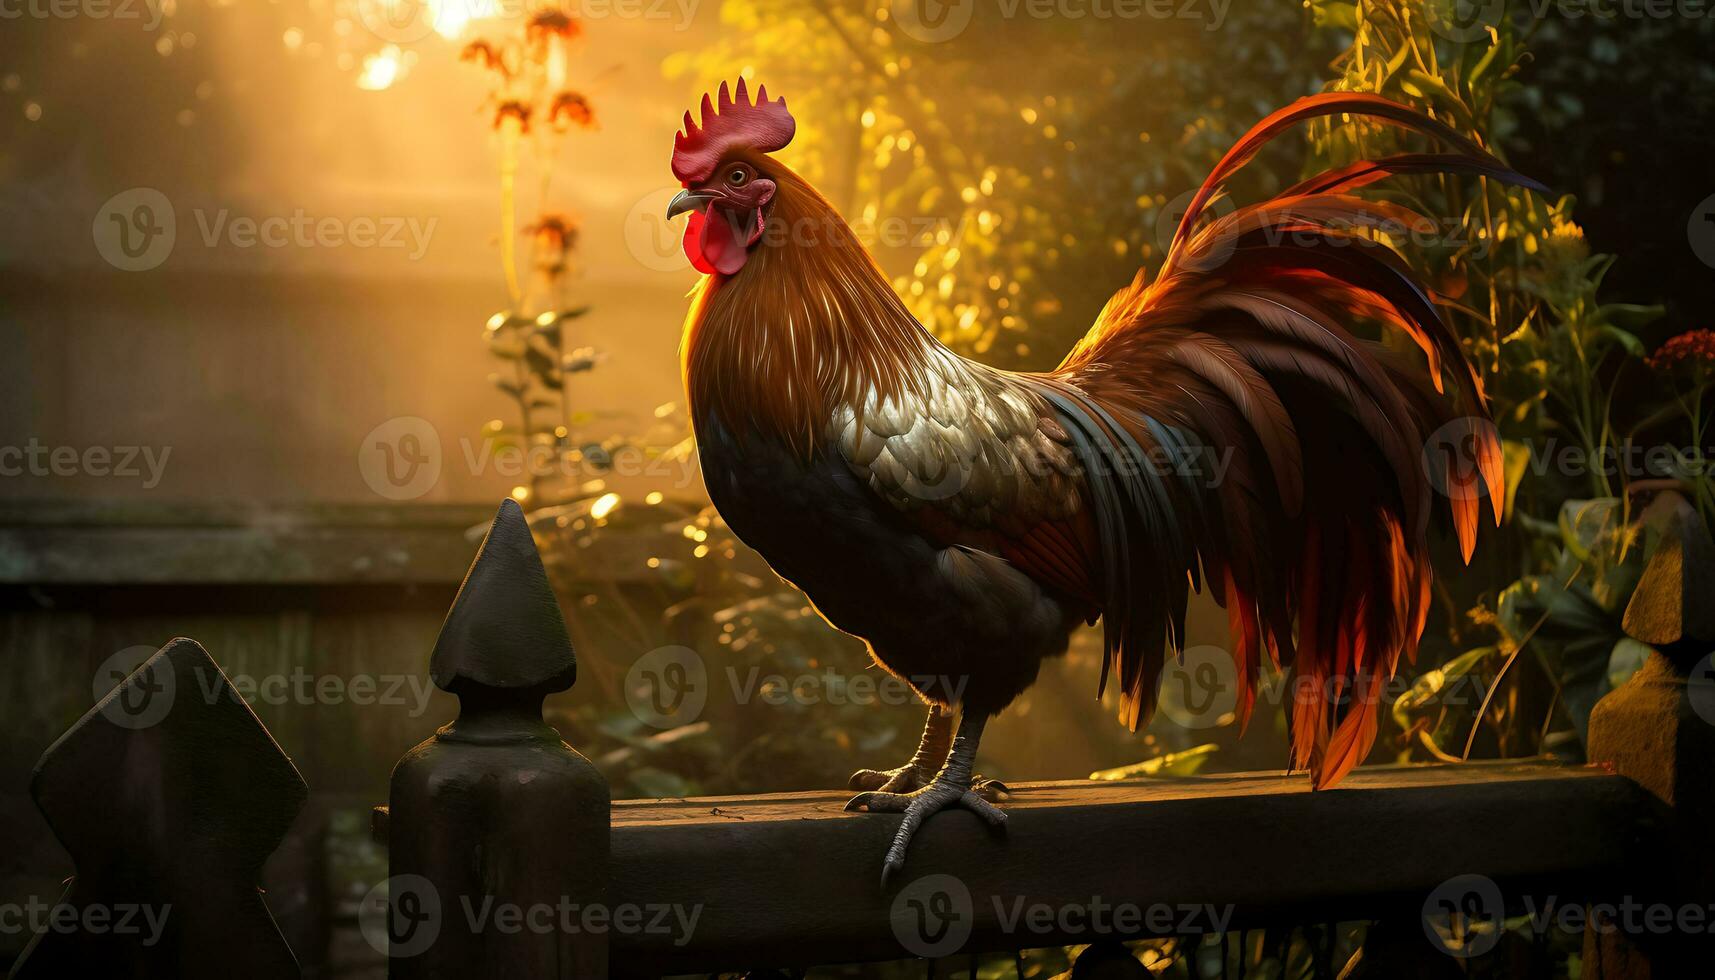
[672,78,796,185]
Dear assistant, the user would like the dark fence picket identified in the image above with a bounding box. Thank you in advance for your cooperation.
[1068,941,1149,978]
[383,498,610,978]
[8,637,308,980]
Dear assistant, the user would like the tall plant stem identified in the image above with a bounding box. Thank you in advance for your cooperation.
[501,122,523,308]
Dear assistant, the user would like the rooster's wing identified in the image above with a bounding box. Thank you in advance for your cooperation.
[827,348,1103,609]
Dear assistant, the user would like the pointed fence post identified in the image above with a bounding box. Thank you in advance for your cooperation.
[1583,495,1715,978]
[385,499,610,978]
[9,638,308,980]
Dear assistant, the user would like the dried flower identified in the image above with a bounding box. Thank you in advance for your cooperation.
[548,91,595,130]
[526,10,581,46]
[492,99,532,134]
[1648,329,1715,384]
[529,214,579,261]
[459,40,508,76]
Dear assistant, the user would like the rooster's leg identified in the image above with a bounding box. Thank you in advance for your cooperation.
[847,704,954,794]
[844,713,1006,885]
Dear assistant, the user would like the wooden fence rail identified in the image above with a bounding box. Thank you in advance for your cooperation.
[600,762,1660,973]
[10,499,1712,978]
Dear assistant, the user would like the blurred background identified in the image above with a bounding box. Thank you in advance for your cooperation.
[2,0,1712,976]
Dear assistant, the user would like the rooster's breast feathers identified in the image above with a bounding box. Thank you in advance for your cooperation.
[827,348,1104,609]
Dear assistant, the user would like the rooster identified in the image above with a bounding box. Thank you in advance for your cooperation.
[665,79,1539,883]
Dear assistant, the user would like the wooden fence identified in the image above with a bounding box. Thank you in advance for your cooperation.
[6,499,1713,978]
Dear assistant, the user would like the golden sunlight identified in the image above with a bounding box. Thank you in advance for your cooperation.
[356,45,405,91]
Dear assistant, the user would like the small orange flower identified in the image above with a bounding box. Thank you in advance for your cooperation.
[528,214,580,258]
[459,40,508,76]
[548,91,595,130]
[526,10,581,46]
[493,99,533,134]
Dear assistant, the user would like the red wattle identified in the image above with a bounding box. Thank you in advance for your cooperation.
[698,206,752,276]
[682,210,717,274]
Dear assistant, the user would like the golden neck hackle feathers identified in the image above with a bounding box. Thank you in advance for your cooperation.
[680,159,941,456]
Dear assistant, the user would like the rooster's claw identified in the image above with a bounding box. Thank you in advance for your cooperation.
[848,763,936,794]
[881,852,906,889]
[846,779,1008,886]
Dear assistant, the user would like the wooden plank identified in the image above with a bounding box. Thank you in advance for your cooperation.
[0,501,490,586]
[0,501,495,528]
[0,502,493,585]
[0,501,670,586]
[603,761,1662,972]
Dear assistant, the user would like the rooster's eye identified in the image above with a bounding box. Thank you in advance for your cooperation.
[726,166,750,186]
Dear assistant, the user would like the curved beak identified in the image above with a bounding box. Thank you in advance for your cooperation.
[666,190,716,220]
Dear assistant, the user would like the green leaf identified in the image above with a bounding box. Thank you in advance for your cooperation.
[484,336,526,359]
[1495,560,1632,745]
[1497,576,1608,655]
[1598,303,1664,331]
[524,345,559,380]
[1598,325,1644,358]
[1551,499,1645,611]
[1088,744,1218,780]
[1392,645,1501,731]
[1404,70,1478,130]
[1502,439,1531,521]
[1558,498,1624,566]
[1607,638,1652,691]
[1309,1,1357,31]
